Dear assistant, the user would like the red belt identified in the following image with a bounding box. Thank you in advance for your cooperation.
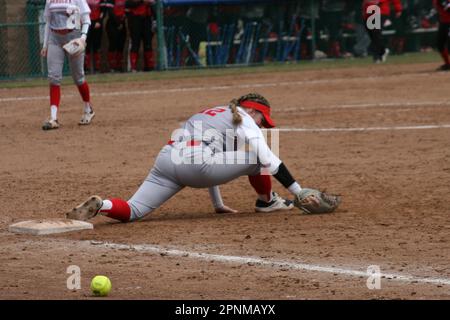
[51,29,73,35]
[168,139,201,147]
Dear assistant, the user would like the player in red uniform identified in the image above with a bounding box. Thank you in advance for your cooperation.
[362,0,402,63]
[126,0,155,72]
[434,0,450,71]
[105,0,127,72]
[85,0,106,72]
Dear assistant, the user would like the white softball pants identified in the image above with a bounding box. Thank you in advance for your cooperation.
[127,144,262,220]
[47,30,85,86]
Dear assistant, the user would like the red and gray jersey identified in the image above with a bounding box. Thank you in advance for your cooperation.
[178,106,281,173]
[44,0,91,30]
[87,0,105,21]
[181,106,238,153]
[105,0,126,19]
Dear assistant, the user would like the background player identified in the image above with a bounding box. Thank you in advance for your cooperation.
[105,0,127,72]
[85,0,106,73]
[41,0,96,130]
[66,93,333,222]
[126,0,155,72]
[363,0,403,63]
[434,0,450,71]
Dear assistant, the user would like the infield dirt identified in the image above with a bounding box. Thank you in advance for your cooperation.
[0,62,449,299]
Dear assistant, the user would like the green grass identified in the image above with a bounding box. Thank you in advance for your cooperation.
[0,51,441,89]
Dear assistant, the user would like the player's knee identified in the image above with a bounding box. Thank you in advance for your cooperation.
[128,201,153,222]
[73,76,85,86]
[48,75,62,85]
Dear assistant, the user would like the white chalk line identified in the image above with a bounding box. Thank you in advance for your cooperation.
[84,241,450,286]
[0,71,444,104]
[278,124,450,132]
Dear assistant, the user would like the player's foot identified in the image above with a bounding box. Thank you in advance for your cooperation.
[255,192,294,213]
[42,118,60,130]
[436,64,450,71]
[66,195,103,221]
[79,110,95,125]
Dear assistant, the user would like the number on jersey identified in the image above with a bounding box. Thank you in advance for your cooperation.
[66,7,81,30]
[201,107,227,117]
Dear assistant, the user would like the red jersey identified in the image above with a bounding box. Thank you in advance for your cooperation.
[126,0,152,17]
[362,0,402,20]
[434,0,450,23]
[87,0,104,21]
[106,0,126,19]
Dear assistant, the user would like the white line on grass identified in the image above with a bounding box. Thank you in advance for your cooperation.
[90,241,450,286]
[277,124,450,132]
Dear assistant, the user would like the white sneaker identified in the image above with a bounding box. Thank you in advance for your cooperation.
[79,111,95,125]
[42,118,60,130]
[255,192,294,213]
[66,195,103,221]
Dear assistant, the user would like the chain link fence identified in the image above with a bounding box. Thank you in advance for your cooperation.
[0,0,440,80]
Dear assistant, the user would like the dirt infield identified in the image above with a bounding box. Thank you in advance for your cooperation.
[0,62,449,299]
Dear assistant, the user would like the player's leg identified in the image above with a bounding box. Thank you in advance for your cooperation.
[85,24,95,72]
[143,16,154,71]
[117,21,127,72]
[43,33,65,130]
[128,16,141,72]
[436,22,450,71]
[92,22,103,72]
[68,42,95,126]
[366,16,388,63]
[106,18,118,71]
[208,151,293,212]
[175,149,293,212]
[66,145,184,222]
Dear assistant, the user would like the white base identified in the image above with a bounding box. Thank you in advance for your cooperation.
[9,219,93,235]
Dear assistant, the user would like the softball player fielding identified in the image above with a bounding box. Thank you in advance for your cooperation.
[41,0,96,130]
[66,93,329,223]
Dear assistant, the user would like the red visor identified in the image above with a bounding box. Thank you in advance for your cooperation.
[239,100,275,128]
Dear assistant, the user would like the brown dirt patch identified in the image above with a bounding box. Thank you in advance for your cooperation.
[0,62,449,299]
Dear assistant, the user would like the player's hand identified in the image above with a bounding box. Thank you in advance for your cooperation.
[215,205,238,214]
[395,11,402,18]
[40,48,47,57]
[78,37,86,48]
[95,22,101,29]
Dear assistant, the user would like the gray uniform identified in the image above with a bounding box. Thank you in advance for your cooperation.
[127,106,281,221]
[43,0,91,85]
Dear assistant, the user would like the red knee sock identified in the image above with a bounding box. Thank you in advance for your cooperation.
[50,84,60,107]
[248,174,272,202]
[77,82,90,103]
[100,198,131,222]
[441,48,450,65]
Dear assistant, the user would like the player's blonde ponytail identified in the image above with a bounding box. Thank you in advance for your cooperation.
[229,98,242,125]
[229,93,270,126]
